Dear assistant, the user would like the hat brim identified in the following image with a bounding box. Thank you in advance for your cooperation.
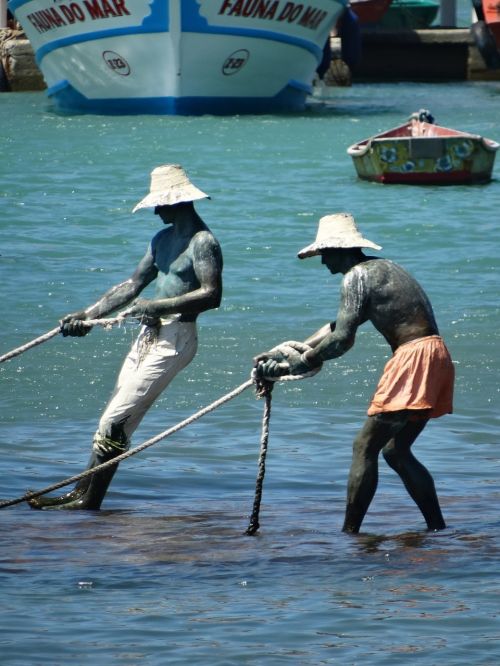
[132,187,210,213]
[298,238,382,259]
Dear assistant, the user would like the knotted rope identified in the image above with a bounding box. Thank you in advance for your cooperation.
[0,317,128,364]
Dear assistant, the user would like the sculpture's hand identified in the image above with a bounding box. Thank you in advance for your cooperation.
[59,310,92,337]
[253,340,309,367]
[254,357,291,379]
[253,341,322,380]
[121,299,160,327]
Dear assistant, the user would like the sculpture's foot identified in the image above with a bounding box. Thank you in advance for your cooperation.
[27,486,86,509]
[27,449,120,511]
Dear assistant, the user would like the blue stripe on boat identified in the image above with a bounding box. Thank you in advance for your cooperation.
[46,78,312,115]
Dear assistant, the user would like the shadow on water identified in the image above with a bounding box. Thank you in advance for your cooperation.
[304,81,500,121]
[1,498,499,574]
[305,97,400,117]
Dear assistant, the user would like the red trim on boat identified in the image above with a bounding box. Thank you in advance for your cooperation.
[374,170,491,184]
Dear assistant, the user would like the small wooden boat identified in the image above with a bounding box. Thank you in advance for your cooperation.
[347,110,499,184]
[378,0,439,28]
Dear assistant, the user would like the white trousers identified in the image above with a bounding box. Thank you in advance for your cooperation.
[93,318,198,453]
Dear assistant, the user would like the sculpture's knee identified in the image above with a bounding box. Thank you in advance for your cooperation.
[93,419,130,455]
[351,431,370,461]
[382,441,399,469]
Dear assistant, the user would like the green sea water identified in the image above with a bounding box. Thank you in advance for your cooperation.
[1,82,500,664]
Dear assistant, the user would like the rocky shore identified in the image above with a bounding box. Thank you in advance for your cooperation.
[0,28,45,91]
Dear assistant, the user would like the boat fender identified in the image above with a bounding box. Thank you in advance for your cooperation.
[471,20,500,69]
[471,0,484,21]
[338,8,362,68]
[316,37,333,79]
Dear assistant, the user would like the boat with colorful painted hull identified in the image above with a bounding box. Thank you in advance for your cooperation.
[347,112,499,184]
[8,0,348,115]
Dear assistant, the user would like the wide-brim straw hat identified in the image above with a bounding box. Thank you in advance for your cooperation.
[298,213,382,258]
[133,164,209,212]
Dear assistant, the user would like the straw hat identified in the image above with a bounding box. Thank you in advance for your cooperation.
[133,164,209,212]
[297,213,382,259]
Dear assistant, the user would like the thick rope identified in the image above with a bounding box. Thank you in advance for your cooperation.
[0,326,60,364]
[0,317,128,364]
[245,379,273,535]
[244,344,319,536]
[0,340,317,515]
[0,377,254,509]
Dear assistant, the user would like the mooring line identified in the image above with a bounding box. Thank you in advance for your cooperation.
[0,377,254,509]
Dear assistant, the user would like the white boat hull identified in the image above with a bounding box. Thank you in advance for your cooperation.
[9,0,347,114]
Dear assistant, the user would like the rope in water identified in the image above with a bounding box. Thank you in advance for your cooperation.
[0,317,128,364]
[244,346,321,535]
[0,333,318,535]
[0,377,254,510]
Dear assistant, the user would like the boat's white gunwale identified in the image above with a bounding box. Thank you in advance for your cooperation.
[348,132,499,157]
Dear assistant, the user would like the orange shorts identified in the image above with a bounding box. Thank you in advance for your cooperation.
[367,335,454,419]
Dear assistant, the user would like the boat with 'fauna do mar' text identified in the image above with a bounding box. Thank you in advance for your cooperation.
[8,0,349,115]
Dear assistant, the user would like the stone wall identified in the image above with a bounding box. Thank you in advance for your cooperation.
[349,28,500,82]
[0,28,45,91]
